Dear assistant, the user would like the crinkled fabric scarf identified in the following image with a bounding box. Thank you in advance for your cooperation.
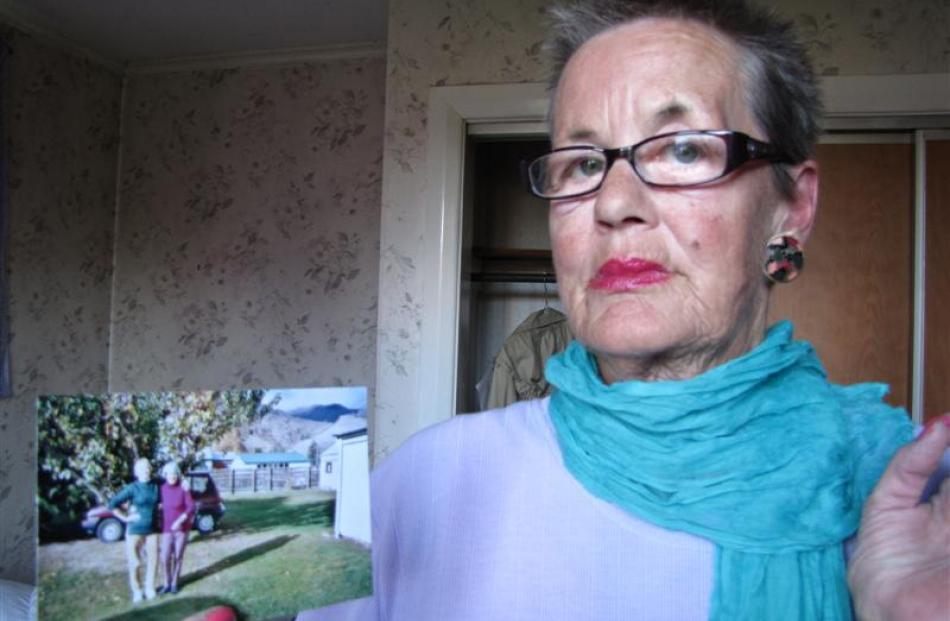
[546,321,914,621]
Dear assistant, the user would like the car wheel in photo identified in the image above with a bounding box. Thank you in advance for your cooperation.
[195,513,216,534]
[96,517,124,543]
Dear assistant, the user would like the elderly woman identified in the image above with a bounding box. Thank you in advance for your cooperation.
[158,461,196,596]
[304,1,949,620]
[107,457,159,603]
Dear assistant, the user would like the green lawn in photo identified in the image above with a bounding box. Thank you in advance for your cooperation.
[39,490,372,621]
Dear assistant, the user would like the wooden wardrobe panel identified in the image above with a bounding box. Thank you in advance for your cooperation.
[768,142,914,409]
[925,140,950,422]
[472,140,551,250]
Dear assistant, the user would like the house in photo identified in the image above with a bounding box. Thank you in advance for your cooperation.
[228,452,310,472]
[196,448,234,471]
[317,415,368,492]
[333,429,371,545]
[318,443,341,492]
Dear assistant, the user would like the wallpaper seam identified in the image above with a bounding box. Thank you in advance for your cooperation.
[105,73,129,393]
[0,39,11,398]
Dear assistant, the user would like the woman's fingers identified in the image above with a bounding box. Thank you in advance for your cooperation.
[865,415,950,512]
[938,476,950,520]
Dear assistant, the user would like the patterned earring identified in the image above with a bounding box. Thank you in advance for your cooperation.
[764,235,804,283]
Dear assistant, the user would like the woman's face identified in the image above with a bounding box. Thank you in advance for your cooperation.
[550,18,790,381]
[134,461,152,482]
[166,470,180,485]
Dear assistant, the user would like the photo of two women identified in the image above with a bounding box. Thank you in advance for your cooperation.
[106,458,195,603]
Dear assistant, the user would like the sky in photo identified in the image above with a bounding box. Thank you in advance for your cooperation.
[263,386,368,412]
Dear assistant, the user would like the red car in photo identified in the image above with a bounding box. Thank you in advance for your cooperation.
[82,472,226,542]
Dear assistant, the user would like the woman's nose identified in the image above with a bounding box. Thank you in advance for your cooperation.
[593,158,659,229]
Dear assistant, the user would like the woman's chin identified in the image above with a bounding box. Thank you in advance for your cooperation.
[577,298,684,343]
[580,321,697,362]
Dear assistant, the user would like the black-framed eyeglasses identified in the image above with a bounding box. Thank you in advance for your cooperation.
[525,130,791,200]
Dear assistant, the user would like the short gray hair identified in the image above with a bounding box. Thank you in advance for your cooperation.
[162,461,181,479]
[545,0,821,198]
[133,458,151,478]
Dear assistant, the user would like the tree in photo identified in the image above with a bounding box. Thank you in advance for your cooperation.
[37,393,162,530]
[37,389,269,534]
[149,389,269,469]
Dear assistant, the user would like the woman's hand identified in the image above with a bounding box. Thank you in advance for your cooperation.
[847,415,950,621]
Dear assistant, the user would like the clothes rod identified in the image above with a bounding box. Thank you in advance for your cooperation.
[470,272,557,284]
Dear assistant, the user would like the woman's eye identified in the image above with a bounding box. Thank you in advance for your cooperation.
[671,142,701,164]
[574,156,604,177]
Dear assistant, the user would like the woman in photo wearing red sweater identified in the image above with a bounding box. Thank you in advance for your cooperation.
[158,461,196,595]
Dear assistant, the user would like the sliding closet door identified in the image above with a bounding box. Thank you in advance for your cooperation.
[925,138,950,422]
[768,138,915,409]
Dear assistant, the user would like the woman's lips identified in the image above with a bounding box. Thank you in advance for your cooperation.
[588,258,670,291]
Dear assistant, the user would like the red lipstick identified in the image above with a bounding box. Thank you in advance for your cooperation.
[589,258,670,291]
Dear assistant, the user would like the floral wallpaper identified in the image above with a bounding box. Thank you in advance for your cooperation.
[109,60,386,542]
[372,0,950,461]
[0,25,121,584]
[786,0,949,76]
[111,59,384,398]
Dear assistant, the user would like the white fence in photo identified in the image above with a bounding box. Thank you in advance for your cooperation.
[209,466,320,494]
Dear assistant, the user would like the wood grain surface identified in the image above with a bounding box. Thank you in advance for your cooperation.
[925,140,950,422]
[768,142,914,409]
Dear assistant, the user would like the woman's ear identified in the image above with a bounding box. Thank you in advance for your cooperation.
[775,160,819,245]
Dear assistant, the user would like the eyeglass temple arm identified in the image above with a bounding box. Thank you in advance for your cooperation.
[744,135,788,162]
[520,159,536,194]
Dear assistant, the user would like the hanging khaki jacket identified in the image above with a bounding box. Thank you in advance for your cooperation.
[483,307,573,410]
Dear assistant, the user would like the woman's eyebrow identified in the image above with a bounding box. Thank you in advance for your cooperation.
[565,128,598,143]
[646,100,691,133]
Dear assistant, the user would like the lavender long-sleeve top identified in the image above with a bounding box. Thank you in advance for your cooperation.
[303,398,714,620]
[299,398,948,621]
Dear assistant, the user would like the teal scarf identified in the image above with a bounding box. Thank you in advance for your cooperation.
[546,321,913,621]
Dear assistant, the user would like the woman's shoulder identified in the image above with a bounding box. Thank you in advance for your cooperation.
[389,396,548,449]
[372,398,554,491]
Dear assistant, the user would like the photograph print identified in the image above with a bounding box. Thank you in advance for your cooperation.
[37,386,372,621]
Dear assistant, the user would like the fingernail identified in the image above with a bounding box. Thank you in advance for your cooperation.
[920,414,950,439]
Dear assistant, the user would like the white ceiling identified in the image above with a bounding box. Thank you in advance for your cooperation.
[0,0,388,65]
